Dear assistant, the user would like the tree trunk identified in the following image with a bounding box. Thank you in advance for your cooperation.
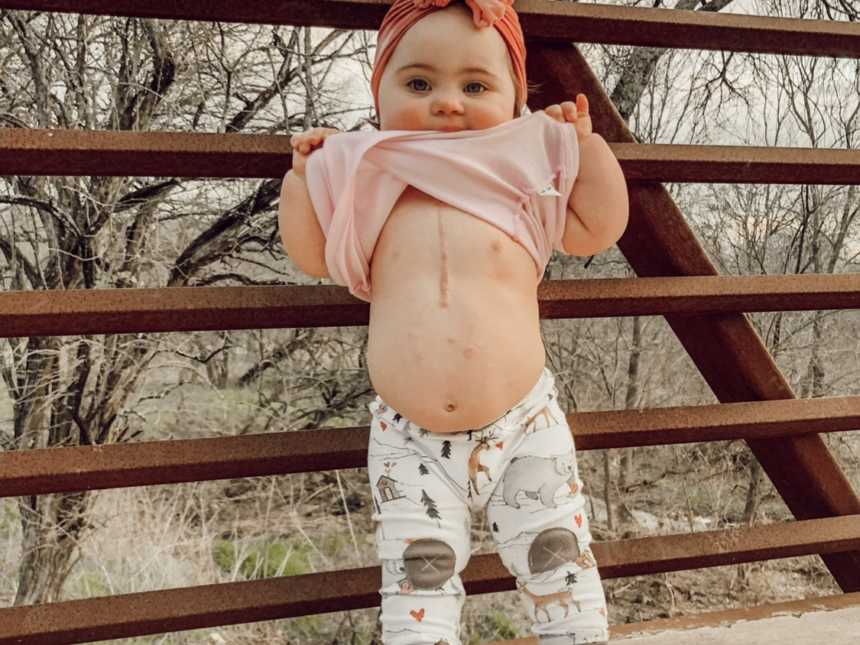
[603,450,614,532]
[11,336,95,605]
[803,311,826,400]
[741,459,761,525]
[15,491,93,605]
[619,315,642,492]
[11,331,158,605]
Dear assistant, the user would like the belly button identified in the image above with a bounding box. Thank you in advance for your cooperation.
[445,403,457,413]
[463,345,477,359]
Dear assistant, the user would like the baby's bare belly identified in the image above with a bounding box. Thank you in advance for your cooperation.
[366,186,546,433]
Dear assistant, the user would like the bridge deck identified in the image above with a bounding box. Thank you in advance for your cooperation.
[487,592,860,645]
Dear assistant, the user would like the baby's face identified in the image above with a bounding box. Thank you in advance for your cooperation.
[376,5,518,132]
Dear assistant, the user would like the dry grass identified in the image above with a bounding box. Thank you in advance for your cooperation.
[1,372,857,642]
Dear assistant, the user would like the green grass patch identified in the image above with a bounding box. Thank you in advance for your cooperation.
[212,537,313,579]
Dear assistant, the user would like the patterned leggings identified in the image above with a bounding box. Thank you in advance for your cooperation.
[367,366,608,645]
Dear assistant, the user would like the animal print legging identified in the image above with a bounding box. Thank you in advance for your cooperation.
[366,366,609,645]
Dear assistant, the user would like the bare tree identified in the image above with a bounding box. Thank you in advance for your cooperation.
[562,0,743,534]
[0,12,365,605]
[692,0,860,526]
[544,0,858,539]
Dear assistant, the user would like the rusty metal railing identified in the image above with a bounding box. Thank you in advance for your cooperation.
[0,0,858,57]
[2,515,860,642]
[1,1,859,643]
[1,129,859,183]
[1,274,860,337]
[3,395,860,495]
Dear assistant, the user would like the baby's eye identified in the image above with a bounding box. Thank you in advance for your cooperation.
[406,79,487,94]
[406,78,430,92]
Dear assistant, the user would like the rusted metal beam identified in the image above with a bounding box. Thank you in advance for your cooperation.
[0,1,858,58]
[1,515,859,643]
[2,274,859,338]
[2,127,860,182]
[617,144,860,185]
[0,128,290,179]
[528,42,860,591]
[0,284,368,338]
[3,395,859,496]
[0,428,368,497]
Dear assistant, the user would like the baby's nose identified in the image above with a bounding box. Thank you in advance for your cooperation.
[433,100,463,114]
[432,98,464,114]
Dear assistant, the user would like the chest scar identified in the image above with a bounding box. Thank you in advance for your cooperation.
[437,211,448,308]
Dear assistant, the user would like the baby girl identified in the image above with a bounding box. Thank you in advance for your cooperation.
[278,1,628,643]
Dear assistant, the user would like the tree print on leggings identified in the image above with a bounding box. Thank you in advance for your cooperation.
[441,440,452,459]
[421,489,442,527]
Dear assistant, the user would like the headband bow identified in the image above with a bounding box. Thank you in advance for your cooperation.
[371,0,526,119]
[413,0,514,29]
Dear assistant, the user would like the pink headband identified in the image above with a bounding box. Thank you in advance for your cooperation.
[370,0,526,118]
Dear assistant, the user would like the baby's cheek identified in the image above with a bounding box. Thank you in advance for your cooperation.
[398,105,430,130]
[379,100,413,128]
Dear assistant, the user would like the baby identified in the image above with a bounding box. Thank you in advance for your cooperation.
[278,1,628,643]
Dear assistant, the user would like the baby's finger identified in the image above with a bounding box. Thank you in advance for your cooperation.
[576,94,589,115]
[561,101,579,121]
[544,104,563,121]
[575,115,593,140]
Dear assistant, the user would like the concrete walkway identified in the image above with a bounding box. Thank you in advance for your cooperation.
[486,592,860,645]
[615,603,860,643]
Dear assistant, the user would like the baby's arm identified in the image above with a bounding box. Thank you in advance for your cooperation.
[278,128,339,279]
[564,134,629,257]
[544,97,629,257]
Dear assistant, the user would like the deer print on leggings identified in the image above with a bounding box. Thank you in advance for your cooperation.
[468,432,498,495]
[524,393,561,434]
[517,581,582,622]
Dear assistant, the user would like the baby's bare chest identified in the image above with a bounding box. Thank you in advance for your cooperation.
[365,186,546,432]
[371,185,537,288]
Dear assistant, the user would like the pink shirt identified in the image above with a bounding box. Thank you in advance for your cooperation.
[303,110,579,303]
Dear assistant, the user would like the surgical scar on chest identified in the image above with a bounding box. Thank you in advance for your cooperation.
[437,211,448,308]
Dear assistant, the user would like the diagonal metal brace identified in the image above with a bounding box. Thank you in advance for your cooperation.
[526,41,860,591]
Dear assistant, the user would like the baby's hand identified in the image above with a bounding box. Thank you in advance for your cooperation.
[543,94,592,142]
[290,127,340,177]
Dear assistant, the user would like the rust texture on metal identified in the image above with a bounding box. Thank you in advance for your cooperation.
[0,284,367,338]
[619,144,860,185]
[2,127,860,181]
[0,566,379,645]
[0,428,368,497]
[0,127,292,178]
[1,515,858,643]
[0,1,858,58]
[527,42,860,591]
[3,274,860,338]
[3,395,860,497]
